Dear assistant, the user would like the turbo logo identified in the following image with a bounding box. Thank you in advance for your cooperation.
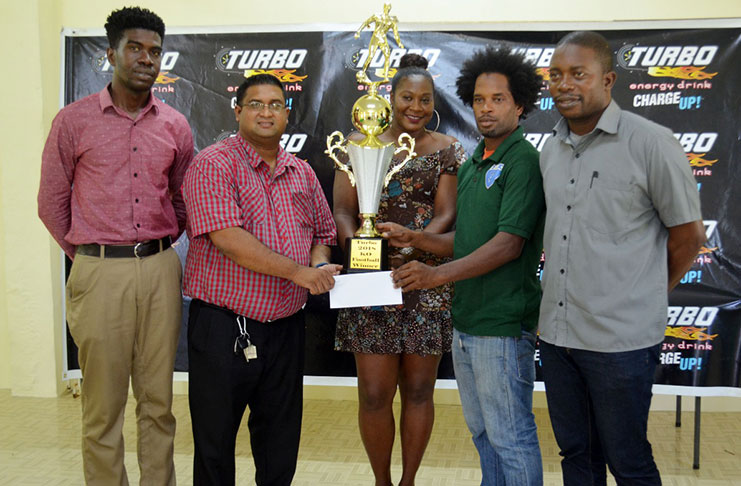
[662,307,718,361]
[351,48,440,72]
[216,48,308,73]
[617,44,718,79]
[673,132,718,177]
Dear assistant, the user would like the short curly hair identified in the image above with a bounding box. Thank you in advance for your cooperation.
[105,7,165,49]
[456,47,542,119]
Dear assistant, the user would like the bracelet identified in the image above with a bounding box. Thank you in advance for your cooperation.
[315,262,329,268]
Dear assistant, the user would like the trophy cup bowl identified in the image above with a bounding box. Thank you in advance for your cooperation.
[352,93,392,139]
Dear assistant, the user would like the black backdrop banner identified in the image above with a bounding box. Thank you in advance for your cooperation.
[61,26,741,395]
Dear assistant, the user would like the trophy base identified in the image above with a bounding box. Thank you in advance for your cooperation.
[344,237,388,274]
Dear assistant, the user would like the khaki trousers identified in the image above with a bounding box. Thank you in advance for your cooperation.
[66,247,182,486]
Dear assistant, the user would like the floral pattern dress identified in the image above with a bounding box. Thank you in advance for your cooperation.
[335,141,466,355]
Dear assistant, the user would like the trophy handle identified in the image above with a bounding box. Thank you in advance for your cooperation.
[325,131,356,187]
[384,133,417,188]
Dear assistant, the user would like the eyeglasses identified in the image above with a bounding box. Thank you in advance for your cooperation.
[241,101,286,113]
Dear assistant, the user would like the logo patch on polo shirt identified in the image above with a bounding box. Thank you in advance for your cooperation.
[485,163,504,189]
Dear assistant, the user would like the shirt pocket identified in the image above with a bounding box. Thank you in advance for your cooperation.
[238,184,267,229]
[291,190,314,256]
[291,190,314,229]
[583,175,635,237]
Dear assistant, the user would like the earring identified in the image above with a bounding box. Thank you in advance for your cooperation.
[426,109,441,132]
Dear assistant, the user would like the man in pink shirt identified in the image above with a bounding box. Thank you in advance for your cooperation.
[37,7,193,485]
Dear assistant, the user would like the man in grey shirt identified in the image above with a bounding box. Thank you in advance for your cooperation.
[538,31,706,485]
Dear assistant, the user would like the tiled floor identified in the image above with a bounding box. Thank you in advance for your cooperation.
[0,388,739,485]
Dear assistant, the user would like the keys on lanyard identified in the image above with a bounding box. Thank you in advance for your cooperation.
[234,316,258,362]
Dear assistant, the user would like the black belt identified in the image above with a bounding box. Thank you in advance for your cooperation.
[76,237,172,258]
[192,299,303,324]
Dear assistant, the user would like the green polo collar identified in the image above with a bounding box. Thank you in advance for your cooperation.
[471,126,526,167]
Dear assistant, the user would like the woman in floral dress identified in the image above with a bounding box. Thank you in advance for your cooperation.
[333,54,466,486]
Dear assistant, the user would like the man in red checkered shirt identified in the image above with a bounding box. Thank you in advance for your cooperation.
[182,74,341,486]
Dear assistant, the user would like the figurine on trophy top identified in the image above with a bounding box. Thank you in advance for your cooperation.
[354,3,403,85]
[326,3,416,273]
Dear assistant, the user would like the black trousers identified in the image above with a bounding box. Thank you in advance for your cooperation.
[188,299,305,486]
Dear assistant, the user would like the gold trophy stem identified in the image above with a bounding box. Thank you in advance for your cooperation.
[356,213,380,237]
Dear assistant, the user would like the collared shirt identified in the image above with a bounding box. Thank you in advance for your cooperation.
[453,127,545,337]
[37,85,194,258]
[183,134,337,322]
[539,100,702,352]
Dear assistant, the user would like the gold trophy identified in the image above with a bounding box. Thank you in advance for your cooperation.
[326,3,415,273]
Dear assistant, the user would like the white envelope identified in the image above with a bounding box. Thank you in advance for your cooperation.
[329,271,403,309]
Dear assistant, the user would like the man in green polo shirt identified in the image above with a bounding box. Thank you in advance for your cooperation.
[379,47,545,485]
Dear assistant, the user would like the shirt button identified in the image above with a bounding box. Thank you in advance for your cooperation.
[559,301,564,307]
[575,153,580,158]
[133,147,137,152]
[134,173,138,177]
[570,178,575,184]
[135,198,139,203]
[136,223,141,228]
[562,235,567,240]
[560,268,565,274]
[567,205,572,211]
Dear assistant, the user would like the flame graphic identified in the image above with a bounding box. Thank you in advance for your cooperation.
[536,68,550,81]
[647,66,717,80]
[244,69,308,82]
[686,153,718,167]
[698,246,718,255]
[375,67,397,79]
[665,326,718,341]
[155,72,179,84]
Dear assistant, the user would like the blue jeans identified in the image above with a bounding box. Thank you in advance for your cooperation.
[452,329,543,486]
[539,340,662,486]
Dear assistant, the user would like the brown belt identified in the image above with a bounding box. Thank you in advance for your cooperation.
[76,237,172,258]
